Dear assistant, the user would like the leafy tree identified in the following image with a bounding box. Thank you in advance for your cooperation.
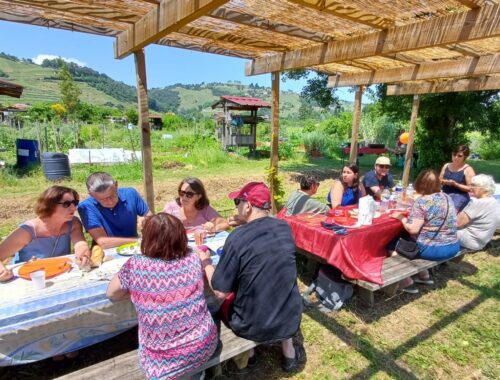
[282,70,339,109]
[59,61,81,117]
[376,86,499,169]
[125,107,138,126]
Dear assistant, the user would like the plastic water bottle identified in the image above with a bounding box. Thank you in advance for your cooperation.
[389,193,397,210]
[395,181,404,208]
[380,188,391,213]
[406,183,415,207]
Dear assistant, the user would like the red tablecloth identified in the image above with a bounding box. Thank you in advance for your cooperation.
[343,147,388,155]
[282,213,403,285]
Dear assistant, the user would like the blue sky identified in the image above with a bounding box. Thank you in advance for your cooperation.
[0,21,354,101]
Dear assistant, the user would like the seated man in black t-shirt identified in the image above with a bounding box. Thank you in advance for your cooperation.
[199,182,304,372]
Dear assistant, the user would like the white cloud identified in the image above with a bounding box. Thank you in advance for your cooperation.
[32,54,87,67]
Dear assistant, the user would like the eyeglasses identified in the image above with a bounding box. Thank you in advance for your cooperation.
[377,165,390,169]
[58,200,79,208]
[178,190,197,199]
[234,198,246,206]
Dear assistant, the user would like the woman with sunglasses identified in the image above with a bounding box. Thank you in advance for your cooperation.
[328,164,365,208]
[0,186,90,282]
[439,145,476,212]
[163,177,229,233]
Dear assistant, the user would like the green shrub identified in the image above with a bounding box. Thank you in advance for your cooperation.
[278,141,296,160]
[303,131,327,156]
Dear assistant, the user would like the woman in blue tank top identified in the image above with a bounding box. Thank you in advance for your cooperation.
[0,186,90,282]
[328,164,365,208]
[439,145,475,212]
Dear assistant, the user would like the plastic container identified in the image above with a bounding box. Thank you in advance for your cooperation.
[406,183,415,207]
[30,270,46,290]
[380,189,391,213]
[394,181,404,208]
[41,152,71,180]
[16,139,40,168]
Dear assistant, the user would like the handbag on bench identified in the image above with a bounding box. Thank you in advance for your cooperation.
[395,195,449,260]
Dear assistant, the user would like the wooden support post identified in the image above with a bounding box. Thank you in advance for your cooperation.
[402,95,420,187]
[270,71,280,213]
[134,49,155,212]
[349,86,364,164]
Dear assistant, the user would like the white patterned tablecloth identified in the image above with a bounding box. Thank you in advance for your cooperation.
[0,232,228,366]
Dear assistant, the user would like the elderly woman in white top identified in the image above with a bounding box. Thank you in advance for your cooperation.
[457,174,500,251]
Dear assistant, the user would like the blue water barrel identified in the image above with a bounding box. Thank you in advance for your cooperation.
[41,152,71,180]
[16,139,40,168]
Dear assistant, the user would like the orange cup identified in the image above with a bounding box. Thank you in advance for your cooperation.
[194,230,206,246]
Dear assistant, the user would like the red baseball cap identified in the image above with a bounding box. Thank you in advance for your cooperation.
[228,182,272,210]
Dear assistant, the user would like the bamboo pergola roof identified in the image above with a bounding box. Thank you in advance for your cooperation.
[0,1,499,92]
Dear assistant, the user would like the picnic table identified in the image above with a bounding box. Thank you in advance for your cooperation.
[282,212,404,285]
[0,232,228,366]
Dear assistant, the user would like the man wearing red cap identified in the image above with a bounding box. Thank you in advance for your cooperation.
[199,182,304,372]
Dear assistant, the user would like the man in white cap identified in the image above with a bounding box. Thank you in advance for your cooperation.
[362,156,394,200]
[198,182,305,372]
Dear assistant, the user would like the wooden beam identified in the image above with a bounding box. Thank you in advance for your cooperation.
[246,4,500,76]
[386,75,500,95]
[270,71,280,213]
[328,54,500,87]
[209,7,333,43]
[115,0,228,59]
[349,86,364,164]
[288,0,394,29]
[402,95,419,187]
[134,49,155,212]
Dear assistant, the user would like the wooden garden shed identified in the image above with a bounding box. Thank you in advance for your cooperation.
[0,0,498,210]
[212,96,270,151]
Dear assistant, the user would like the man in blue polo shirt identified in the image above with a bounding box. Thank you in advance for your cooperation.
[78,172,152,248]
[362,156,394,200]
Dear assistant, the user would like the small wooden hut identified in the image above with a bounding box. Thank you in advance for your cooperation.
[212,96,270,152]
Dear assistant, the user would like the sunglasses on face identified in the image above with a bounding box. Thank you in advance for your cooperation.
[178,190,197,199]
[234,198,246,206]
[58,200,79,208]
[377,165,390,169]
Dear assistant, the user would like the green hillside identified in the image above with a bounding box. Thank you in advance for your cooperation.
[0,53,350,118]
[0,57,135,109]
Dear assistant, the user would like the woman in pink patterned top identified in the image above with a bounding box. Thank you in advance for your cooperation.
[107,213,218,379]
[163,177,229,233]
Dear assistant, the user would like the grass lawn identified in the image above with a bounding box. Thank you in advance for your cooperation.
[0,153,498,379]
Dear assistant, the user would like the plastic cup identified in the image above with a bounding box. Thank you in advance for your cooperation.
[194,230,206,246]
[30,270,46,290]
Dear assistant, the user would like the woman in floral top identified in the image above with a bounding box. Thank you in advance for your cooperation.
[107,213,218,380]
[392,170,460,292]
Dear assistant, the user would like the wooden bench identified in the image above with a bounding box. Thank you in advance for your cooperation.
[55,324,258,380]
[351,249,470,306]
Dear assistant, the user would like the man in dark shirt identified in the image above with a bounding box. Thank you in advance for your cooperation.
[362,156,394,200]
[199,182,304,372]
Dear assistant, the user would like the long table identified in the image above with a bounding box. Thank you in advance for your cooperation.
[282,213,403,285]
[0,232,228,366]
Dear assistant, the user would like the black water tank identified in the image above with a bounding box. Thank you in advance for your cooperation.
[41,152,71,180]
